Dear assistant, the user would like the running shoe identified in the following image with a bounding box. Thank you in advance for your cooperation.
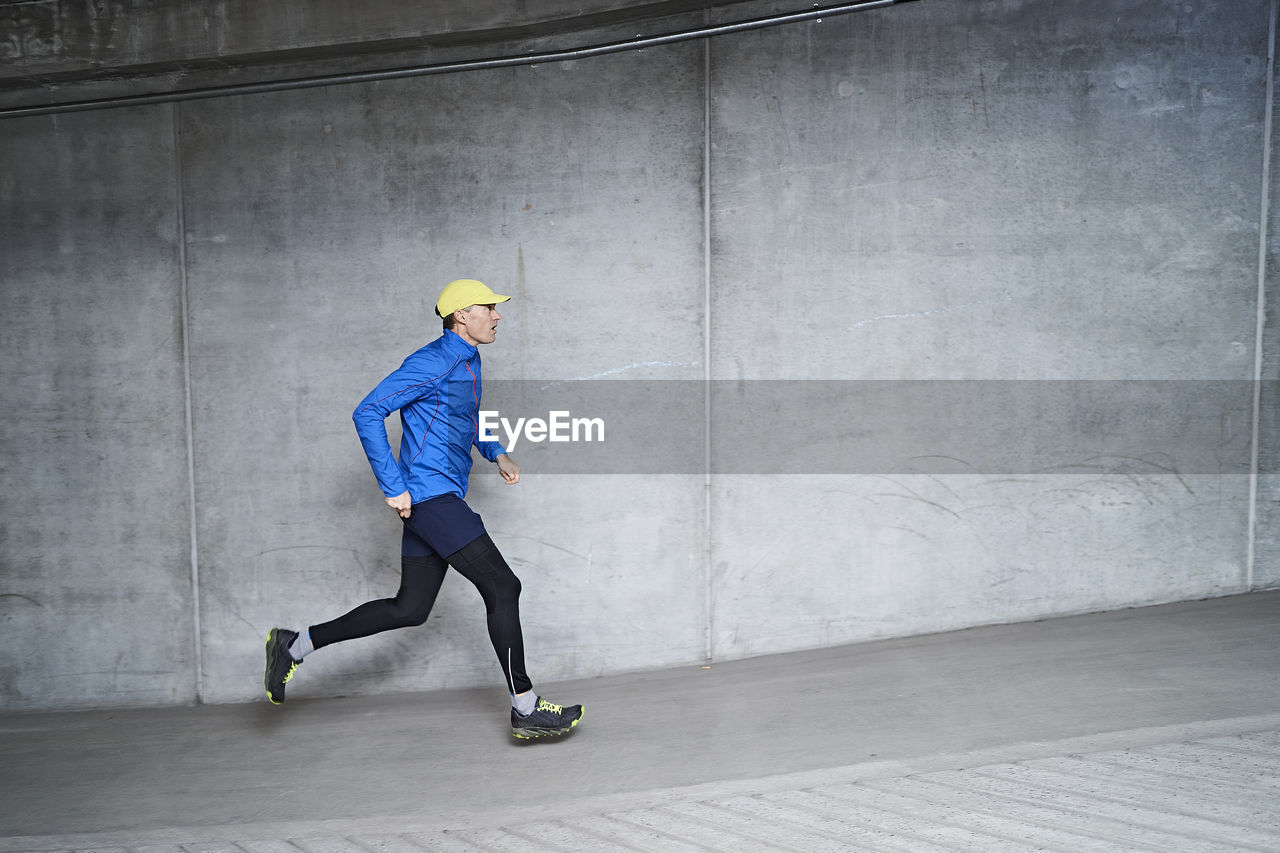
[511,697,584,739]
[264,627,301,705]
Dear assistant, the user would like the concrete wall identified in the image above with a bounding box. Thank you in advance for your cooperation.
[1,0,1276,710]
[708,0,1270,654]
[0,107,195,704]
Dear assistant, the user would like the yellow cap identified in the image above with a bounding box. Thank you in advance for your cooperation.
[435,279,511,318]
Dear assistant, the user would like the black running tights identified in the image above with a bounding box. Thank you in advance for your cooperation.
[307,534,531,694]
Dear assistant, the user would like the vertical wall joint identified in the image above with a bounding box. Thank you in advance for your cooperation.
[703,35,715,662]
[173,102,204,702]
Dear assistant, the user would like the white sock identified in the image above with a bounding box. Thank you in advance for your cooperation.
[288,628,313,661]
[512,691,537,716]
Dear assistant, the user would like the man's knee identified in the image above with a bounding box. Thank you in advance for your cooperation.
[493,571,522,603]
[388,596,433,627]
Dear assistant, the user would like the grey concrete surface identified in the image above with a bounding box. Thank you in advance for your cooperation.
[3,0,1280,713]
[0,1,749,94]
[1256,19,1280,592]
[712,0,1265,380]
[0,591,1277,851]
[0,106,196,706]
[707,0,1270,659]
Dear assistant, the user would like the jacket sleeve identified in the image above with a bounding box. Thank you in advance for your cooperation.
[352,351,436,497]
[474,430,507,462]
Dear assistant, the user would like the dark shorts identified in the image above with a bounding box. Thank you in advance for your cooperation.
[401,493,488,559]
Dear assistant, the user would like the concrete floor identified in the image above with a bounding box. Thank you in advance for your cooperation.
[2,591,1278,851]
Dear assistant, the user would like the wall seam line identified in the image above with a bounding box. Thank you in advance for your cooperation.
[1248,0,1277,592]
[703,34,715,663]
[173,101,204,702]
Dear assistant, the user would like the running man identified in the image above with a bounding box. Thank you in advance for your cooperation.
[264,278,583,740]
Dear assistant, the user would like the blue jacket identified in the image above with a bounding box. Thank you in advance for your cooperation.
[353,329,507,502]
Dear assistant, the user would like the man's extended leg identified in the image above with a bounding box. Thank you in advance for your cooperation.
[264,552,448,704]
[446,533,584,738]
[444,533,529,694]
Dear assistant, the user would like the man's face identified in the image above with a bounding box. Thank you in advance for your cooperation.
[455,303,502,346]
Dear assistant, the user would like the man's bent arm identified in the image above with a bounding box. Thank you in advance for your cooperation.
[352,402,408,498]
[352,355,438,497]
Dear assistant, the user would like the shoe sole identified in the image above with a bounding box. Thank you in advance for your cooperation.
[512,708,584,739]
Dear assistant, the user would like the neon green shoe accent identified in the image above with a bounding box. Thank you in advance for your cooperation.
[266,661,298,705]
